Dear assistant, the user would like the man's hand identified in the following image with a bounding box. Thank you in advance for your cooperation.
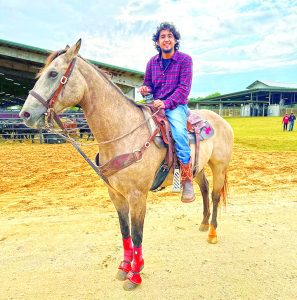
[153,100,165,109]
[138,86,151,96]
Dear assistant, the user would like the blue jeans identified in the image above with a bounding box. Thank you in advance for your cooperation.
[289,122,294,131]
[165,104,191,164]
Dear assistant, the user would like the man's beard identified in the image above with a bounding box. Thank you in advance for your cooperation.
[162,47,173,54]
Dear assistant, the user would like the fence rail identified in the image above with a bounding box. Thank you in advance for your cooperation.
[281,108,297,115]
[0,111,93,143]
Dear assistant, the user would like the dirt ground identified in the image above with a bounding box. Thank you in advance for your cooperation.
[0,142,297,299]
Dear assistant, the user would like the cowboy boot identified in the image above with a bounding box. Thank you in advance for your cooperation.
[180,159,195,203]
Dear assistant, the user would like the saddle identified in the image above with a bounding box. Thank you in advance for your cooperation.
[142,105,214,191]
[93,105,214,190]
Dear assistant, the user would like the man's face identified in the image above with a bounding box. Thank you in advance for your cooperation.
[157,29,176,54]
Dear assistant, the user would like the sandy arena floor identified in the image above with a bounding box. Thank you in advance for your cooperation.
[0,142,297,299]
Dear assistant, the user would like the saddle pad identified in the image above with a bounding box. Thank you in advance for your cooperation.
[188,120,214,144]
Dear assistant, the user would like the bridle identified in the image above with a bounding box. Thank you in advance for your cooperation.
[29,57,77,133]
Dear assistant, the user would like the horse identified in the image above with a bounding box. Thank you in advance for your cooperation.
[19,39,234,290]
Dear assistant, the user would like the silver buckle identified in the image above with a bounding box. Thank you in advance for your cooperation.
[60,76,68,84]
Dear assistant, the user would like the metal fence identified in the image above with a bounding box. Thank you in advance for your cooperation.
[0,110,93,143]
[207,108,242,117]
[281,107,297,115]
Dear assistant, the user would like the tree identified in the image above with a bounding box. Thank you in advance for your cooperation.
[189,92,221,102]
[204,92,221,99]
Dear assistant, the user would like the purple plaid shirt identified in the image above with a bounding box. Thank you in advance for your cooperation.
[143,50,193,110]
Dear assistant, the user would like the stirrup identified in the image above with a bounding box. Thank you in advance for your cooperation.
[172,165,181,192]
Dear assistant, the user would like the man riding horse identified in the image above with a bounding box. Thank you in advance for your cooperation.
[139,22,195,203]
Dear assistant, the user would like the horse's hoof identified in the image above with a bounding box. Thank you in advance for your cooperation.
[123,279,139,291]
[207,236,218,244]
[199,223,209,231]
[116,269,128,281]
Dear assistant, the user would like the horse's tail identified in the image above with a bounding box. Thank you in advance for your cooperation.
[220,172,228,207]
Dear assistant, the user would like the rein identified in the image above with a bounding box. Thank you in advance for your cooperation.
[96,109,161,146]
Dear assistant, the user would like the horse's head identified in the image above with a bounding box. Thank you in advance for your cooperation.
[20,39,85,128]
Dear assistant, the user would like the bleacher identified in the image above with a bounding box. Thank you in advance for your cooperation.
[0,110,92,143]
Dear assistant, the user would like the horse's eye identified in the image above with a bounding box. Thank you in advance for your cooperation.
[49,71,58,78]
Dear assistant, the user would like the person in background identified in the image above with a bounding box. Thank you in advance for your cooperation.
[288,112,296,131]
[282,113,289,131]
[138,22,194,203]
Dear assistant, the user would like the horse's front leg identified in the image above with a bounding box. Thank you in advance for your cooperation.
[123,191,146,291]
[108,189,133,281]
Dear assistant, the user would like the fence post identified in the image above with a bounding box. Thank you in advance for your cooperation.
[39,129,43,144]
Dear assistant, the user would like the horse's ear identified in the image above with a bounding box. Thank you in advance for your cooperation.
[65,44,70,50]
[65,39,81,62]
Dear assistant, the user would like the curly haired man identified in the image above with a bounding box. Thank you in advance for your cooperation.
[139,22,195,203]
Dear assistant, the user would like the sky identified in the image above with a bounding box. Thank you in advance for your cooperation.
[1,0,297,98]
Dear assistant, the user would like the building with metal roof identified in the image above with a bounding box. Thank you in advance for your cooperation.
[189,80,297,116]
[0,38,144,108]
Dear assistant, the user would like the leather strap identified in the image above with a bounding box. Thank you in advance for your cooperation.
[29,90,48,107]
[69,138,110,184]
[149,107,174,168]
[98,128,159,177]
[49,58,77,108]
[193,126,200,176]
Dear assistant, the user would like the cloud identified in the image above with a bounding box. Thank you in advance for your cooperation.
[1,0,297,96]
[76,0,297,77]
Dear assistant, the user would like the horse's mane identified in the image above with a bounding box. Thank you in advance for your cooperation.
[82,57,139,107]
[37,48,140,108]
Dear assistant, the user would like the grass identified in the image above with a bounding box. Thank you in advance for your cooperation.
[225,117,297,152]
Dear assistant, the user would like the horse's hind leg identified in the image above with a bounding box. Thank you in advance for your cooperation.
[108,189,133,282]
[208,163,227,244]
[195,169,211,231]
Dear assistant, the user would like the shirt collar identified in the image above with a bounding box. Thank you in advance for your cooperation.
[156,50,179,62]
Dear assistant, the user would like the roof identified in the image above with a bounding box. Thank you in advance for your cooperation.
[0,39,145,108]
[247,80,297,90]
[0,38,144,76]
[189,80,297,106]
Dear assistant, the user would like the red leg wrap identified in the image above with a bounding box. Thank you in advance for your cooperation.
[132,245,144,273]
[118,260,132,273]
[123,236,133,262]
[127,270,142,284]
[126,246,144,285]
[118,237,133,273]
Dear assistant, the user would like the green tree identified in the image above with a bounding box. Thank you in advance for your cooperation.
[204,92,221,99]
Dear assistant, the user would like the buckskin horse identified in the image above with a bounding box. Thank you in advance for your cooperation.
[20,40,234,290]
